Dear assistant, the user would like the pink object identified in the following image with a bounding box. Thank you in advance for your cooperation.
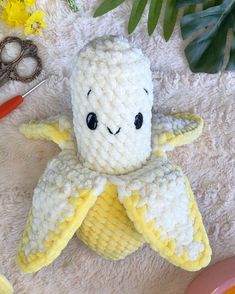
[185,257,235,294]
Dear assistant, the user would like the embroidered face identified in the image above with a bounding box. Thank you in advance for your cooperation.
[71,37,153,175]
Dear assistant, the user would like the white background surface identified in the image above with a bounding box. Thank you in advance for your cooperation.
[0,0,234,293]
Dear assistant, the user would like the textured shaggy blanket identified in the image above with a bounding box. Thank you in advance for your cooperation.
[0,1,234,293]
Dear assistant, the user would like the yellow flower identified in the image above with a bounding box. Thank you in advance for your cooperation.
[0,0,6,7]
[24,0,35,6]
[24,10,47,36]
[1,0,29,27]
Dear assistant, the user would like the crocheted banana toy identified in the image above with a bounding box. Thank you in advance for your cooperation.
[17,36,211,273]
[0,274,13,294]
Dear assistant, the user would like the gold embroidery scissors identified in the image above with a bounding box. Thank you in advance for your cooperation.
[0,36,42,87]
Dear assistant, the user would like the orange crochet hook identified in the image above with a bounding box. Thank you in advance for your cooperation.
[0,78,47,119]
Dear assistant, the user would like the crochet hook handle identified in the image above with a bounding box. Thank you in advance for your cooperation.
[0,95,24,119]
[0,78,47,119]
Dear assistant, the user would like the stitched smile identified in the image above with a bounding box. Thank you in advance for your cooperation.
[107,127,121,135]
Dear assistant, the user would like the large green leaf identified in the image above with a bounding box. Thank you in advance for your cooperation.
[179,0,235,73]
[178,0,223,7]
[128,0,148,34]
[148,0,163,35]
[163,0,179,41]
[177,0,212,6]
[183,5,196,16]
[94,0,126,17]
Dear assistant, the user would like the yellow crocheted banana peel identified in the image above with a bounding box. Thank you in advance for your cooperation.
[122,176,211,271]
[17,189,97,273]
[20,113,203,152]
[18,113,210,272]
[77,184,144,260]
[153,112,203,152]
[19,117,73,149]
[0,275,13,294]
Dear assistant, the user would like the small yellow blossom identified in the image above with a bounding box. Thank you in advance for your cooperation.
[24,10,46,36]
[24,0,35,6]
[1,0,29,27]
[0,0,46,36]
[0,0,6,7]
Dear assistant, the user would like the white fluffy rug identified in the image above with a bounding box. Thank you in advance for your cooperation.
[0,1,234,293]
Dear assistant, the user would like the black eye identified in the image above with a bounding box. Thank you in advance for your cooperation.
[86,112,98,130]
[87,89,91,97]
[144,88,149,95]
[134,113,143,129]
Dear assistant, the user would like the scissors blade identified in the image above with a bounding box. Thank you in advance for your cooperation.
[0,64,8,76]
[0,70,10,87]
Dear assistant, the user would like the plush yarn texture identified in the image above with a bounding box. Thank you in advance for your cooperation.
[16,36,211,274]
[0,274,13,294]
[0,1,234,293]
[17,111,210,272]
[71,36,153,175]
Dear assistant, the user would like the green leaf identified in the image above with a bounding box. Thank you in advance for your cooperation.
[148,0,163,35]
[202,0,223,10]
[163,0,179,41]
[183,5,196,16]
[93,0,178,41]
[128,0,148,34]
[226,31,235,70]
[180,0,235,73]
[181,6,223,39]
[94,0,126,17]
[214,0,223,4]
[65,0,79,12]
[177,0,209,7]
[177,0,223,7]
[203,0,218,10]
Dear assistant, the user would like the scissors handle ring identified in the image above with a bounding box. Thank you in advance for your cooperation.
[0,36,42,84]
[0,36,24,65]
[11,52,42,83]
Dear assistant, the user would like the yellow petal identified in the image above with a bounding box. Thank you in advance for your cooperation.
[0,274,13,294]
[1,1,29,27]
[24,10,47,36]
[24,0,35,6]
